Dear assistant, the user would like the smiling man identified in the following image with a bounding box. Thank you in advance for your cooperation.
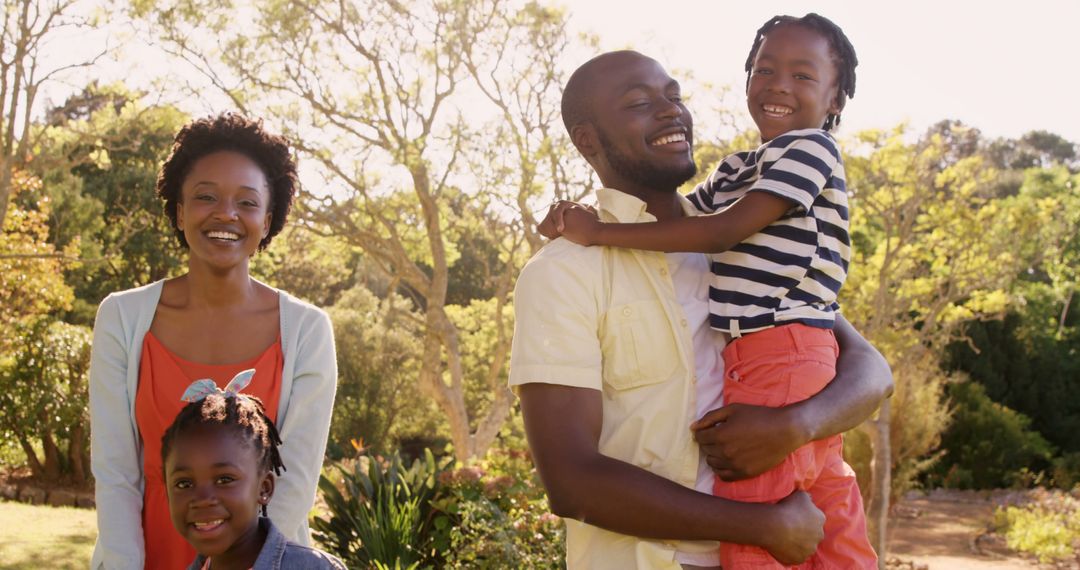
[509,50,892,569]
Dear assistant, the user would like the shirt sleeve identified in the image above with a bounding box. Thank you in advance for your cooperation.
[88,295,145,570]
[270,307,338,546]
[751,130,840,213]
[508,247,604,391]
[684,151,754,214]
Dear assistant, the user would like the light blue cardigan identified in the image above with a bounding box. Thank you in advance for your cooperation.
[88,280,338,570]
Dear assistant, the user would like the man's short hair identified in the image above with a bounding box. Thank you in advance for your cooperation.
[561,50,647,135]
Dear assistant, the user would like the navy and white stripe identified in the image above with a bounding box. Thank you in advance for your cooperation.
[685,128,850,335]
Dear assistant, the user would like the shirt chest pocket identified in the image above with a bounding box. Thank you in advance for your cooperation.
[600,300,682,390]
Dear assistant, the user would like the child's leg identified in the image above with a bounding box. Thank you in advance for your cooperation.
[715,324,838,569]
[804,435,877,568]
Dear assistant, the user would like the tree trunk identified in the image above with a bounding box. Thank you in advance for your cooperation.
[866,399,891,568]
[16,434,44,479]
[69,423,87,486]
[41,429,62,482]
[1059,289,1074,337]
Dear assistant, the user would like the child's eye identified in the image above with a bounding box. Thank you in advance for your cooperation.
[795,73,815,81]
[215,475,236,485]
[754,68,772,75]
[174,479,192,490]
[195,194,215,201]
[627,101,649,109]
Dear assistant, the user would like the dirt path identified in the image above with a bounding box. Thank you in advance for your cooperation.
[887,496,1039,569]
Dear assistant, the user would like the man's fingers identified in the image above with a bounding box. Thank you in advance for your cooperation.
[692,406,733,430]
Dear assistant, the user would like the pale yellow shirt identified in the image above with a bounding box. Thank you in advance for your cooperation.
[509,187,719,569]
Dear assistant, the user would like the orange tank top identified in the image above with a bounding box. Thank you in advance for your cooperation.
[135,331,283,570]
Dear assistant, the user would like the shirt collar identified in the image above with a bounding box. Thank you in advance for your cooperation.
[595,187,699,224]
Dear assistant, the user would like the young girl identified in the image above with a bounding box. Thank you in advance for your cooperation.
[546,14,875,569]
[162,370,346,569]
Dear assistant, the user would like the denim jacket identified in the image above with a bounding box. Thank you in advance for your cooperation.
[186,518,346,570]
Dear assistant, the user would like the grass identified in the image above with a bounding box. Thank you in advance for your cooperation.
[0,502,96,569]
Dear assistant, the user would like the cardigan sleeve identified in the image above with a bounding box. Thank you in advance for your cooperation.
[88,294,146,570]
[269,305,338,545]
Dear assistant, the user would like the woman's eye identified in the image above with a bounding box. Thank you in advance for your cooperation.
[195,194,214,201]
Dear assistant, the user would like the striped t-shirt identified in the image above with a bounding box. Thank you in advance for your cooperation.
[685,128,850,335]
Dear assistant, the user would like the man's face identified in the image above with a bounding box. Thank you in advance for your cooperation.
[587,54,697,193]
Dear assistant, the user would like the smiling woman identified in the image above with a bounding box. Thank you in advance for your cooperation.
[87,114,339,570]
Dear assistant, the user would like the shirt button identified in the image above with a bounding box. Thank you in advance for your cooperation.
[622,307,633,317]
[659,267,668,276]
[680,318,688,327]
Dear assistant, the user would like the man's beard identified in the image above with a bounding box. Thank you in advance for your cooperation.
[598,129,697,193]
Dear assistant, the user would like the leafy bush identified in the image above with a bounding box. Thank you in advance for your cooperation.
[433,448,565,568]
[926,381,1054,489]
[312,445,565,569]
[1054,452,1080,490]
[313,449,451,569]
[993,489,1080,563]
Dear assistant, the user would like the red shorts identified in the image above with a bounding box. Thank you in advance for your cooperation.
[714,323,876,569]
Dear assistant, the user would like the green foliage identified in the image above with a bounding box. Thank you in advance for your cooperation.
[927,382,1054,489]
[993,490,1080,563]
[313,449,451,569]
[326,285,442,456]
[32,83,189,325]
[432,448,565,568]
[0,318,92,483]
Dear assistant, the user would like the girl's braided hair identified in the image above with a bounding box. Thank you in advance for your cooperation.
[161,393,285,515]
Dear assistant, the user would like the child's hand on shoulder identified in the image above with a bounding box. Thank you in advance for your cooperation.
[538,200,599,244]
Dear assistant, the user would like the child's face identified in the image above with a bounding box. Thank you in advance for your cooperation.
[746,24,842,142]
[164,425,274,559]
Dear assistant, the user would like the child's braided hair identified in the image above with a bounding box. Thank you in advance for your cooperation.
[744,13,859,131]
[161,393,285,516]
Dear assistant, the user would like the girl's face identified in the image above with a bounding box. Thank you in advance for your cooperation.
[164,425,274,562]
[176,150,272,272]
[746,24,842,142]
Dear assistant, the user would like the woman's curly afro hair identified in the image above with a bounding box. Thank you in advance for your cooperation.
[156,113,298,251]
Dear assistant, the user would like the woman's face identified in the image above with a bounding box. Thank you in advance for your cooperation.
[176,151,272,271]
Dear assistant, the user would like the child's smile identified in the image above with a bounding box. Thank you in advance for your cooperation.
[165,425,273,568]
[746,24,842,142]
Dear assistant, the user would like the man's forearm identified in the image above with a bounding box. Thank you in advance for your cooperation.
[786,314,894,443]
[551,450,777,544]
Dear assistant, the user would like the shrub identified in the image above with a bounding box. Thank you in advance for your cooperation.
[993,489,1080,563]
[926,381,1054,489]
[432,448,565,569]
[313,449,451,569]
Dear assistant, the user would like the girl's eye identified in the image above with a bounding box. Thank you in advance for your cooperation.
[627,101,649,109]
[795,73,814,81]
[241,200,259,208]
[174,479,192,490]
[215,475,236,485]
[754,68,772,75]
[195,194,215,201]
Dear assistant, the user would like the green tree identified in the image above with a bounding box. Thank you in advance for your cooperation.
[33,83,189,324]
[135,0,581,461]
[0,318,92,484]
[0,0,109,229]
[842,123,1049,553]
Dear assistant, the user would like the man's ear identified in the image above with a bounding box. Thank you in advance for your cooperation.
[570,123,600,160]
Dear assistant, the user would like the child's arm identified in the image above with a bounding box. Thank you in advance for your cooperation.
[558,191,794,253]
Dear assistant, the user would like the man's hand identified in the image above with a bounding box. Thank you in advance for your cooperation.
[537,200,597,241]
[691,403,808,481]
[760,491,826,565]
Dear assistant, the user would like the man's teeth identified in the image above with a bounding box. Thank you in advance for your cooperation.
[206,231,240,241]
[763,105,793,116]
[651,133,686,146]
